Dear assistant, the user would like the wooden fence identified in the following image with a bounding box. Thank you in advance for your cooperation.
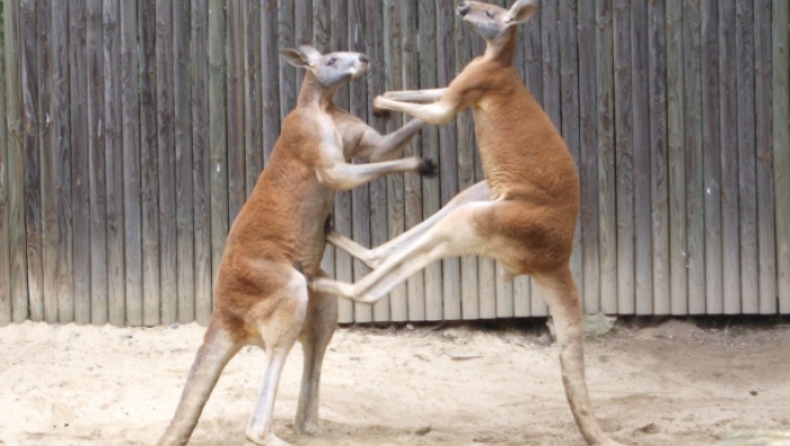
[0,0,788,327]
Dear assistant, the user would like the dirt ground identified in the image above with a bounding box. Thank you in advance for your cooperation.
[1,317,789,446]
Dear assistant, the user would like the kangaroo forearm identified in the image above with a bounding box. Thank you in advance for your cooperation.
[369,118,424,159]
[383,88,447,102]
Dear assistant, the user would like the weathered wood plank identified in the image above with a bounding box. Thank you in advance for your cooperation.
[437,0,461,321]
[774,0,790,313]
[87,0,108,325]
[208,0,228,301]
[349,0,372,324]
[21,0,44,322]
[384,0,408,321]
[754,0,775,314]
[278,0,296,122]
[684,0,706,314]
[667,0,687,314]
[156,0,177,325]
[104,0,125,326]
[192,0,213,324]
[330,0,353,323]
[596,0,617,315]
[631,0,653,315]
[649,0,670,315]
[456,3,481,319]
[245,0,262,198]
[139,0,160,326]
[578,0,599,315]
[736,0,758,313]
[261,0,279,163]
[37,0,59,323]
[174,0,194,323]
[0,5,11,326]
[719,0,741,314]
[701,0,723,313]
[401,0,425,321]
[418,0,442,321]
[121,0,142,326]
[613,0,635,314]
[69,0,91,324]
[365,0,392,323]
[227,1,245,225]
[559,0,582,317]
[294,0,311,87]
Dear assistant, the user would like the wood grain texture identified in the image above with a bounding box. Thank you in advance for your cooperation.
[667,0,686,313]
[38,0,59,323]
[277,0,296,122]
[87,0,108,325]
[192,0,213,324]
[330,0,353,323]
[649,0,670,315]
[719,0,741,314]
[736,0,758,313]
[401,0,425,321]
[22,0,43,322]
[418,0,442,321]
[774,0,790,313]
[684,0,706,315]
[104,0,126,326]
[245,0,263,198]
[261,0,279,163]
[121,0,142,326]
[613,0,635,314]
[631,0,653,315]
[559,0,582,316]
[437,0,461,321]
[596,0,617,314]
[0,5,11,326]
[226,1,245,226]
[139,0,160,326]
[208,0,228,302]
[69,0,91,324]
[349,0,372,324]
[701,0,723,314]
[384,0,408,321]
[578,0,599,315]
[754,0,776,314]
[174,0,194,324]
[294,0,311,88]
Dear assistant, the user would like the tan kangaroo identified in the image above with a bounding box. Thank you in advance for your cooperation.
[310,2,624,445]
[156,45,432,446]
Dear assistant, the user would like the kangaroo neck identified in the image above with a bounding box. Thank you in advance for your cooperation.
[296,72,337,109]
[483,28,518,65]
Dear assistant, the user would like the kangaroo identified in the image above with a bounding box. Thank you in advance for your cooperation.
[156,45,432,446]
[309,2,624,445]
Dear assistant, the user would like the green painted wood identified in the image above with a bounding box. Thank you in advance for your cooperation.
[754,0,776,314]
[684,0,706,315]
[174,0,194,324]
[192,0,213,325]
[614,0,635,314]
[670,0,689,314]
[104,0,126,326]
[596,0,617,315]
[774,0,790,313]
[121,0,142,326]
[701,0,723,314]
[719,0,742,314]
[69,0,91,324]
[649,0,670,315]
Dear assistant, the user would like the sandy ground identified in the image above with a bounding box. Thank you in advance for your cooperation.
[1,318,789,446]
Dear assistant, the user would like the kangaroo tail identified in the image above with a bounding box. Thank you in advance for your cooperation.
[156,320,241,446]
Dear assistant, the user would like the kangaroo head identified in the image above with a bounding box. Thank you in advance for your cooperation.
[281,45,369,89]
[457,0,538,42]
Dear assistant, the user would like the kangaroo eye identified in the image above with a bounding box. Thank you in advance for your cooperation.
[485,10,493,18]
[327,57,337,66]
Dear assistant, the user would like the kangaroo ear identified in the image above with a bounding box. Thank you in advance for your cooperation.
[281,48,310,68]
[504,0,538,26]
[297,45,322,65]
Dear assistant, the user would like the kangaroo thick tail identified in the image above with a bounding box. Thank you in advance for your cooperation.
[156,321,241,446]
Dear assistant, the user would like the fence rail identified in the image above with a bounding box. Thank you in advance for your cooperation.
[0,0,788,326]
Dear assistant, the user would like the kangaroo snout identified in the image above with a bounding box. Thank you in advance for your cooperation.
[457,3,470,16]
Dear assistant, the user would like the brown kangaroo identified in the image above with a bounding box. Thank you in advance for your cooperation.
[155,45,432,446]
[310,2,624,445]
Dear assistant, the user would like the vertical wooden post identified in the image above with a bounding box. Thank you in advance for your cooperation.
[0,2,11,326]
[208,0,227,298]
[245,0,262,197]
[773,0,790,313]
[227,0,245,226]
